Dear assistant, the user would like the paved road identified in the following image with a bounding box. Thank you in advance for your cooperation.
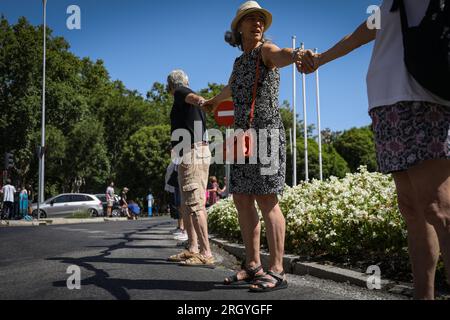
[0,217,405,300]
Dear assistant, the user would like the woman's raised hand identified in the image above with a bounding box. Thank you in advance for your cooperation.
[295,49,320,74]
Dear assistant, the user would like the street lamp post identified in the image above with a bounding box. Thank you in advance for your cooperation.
[38,0,47,219]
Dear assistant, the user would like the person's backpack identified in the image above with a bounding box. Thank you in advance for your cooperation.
[391,0,450,100]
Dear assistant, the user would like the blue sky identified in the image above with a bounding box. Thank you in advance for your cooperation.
[1,0,381,132]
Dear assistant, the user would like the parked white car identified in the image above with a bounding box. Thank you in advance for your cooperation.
[31,194,104,218]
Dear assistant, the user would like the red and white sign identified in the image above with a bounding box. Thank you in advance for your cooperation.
[214,99,235,127]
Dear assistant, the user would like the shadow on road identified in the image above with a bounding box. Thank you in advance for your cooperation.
[51,276,228,300]
[46,221,234,300]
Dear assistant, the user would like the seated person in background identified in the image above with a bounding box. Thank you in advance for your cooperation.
[128,201,140,220]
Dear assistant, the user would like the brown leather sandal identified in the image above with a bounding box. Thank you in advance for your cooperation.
[167,250,197,262]
[179,254,216,269]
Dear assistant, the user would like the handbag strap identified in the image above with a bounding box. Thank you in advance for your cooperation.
[249,48,262,128]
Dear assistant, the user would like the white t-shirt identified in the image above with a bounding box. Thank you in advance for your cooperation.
[367,0,450,111]
[2,184,16,202]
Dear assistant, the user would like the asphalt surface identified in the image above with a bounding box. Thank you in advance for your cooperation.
[0,217,406,300]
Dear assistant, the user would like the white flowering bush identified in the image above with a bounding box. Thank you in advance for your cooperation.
[208,197,242,240]
[208,167,408,259]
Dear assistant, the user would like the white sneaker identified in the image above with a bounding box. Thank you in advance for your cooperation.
[173,229,185,236]
[174,232,188,241]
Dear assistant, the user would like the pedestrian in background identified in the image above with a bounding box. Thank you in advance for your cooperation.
[19,186,28,219]
[27,184,33,216]
[120,187,131,219]
[207,176,219,207]
[1,179,15,220]
[13,186,21,220]
[218,176,229,199]
[106,182,115,218]
[146,189,154,217]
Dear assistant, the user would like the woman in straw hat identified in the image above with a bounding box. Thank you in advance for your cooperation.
[204,1,313,292]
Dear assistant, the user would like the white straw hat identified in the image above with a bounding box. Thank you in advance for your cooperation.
[231,1,272,32]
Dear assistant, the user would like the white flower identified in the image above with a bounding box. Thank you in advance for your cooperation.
[208,167,405,257]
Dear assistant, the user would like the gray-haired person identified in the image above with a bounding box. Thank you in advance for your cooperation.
[166,69,215,268]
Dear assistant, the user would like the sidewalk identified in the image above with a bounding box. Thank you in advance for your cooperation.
[209,235,417,298]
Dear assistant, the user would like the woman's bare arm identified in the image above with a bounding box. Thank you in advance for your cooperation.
[300,21,377,73]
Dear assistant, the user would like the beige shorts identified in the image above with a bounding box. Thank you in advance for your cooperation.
[178,144,211,216]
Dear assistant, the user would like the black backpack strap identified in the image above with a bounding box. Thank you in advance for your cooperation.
[391,0,408,29]
[390,0,409,45]
[390,0,400,12]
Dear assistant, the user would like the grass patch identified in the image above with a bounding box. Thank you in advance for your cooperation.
[68,210,92,219]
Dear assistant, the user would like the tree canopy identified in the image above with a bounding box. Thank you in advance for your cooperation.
[1,16,378,207]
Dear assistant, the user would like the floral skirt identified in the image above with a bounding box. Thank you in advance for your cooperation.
[370,101,450,174]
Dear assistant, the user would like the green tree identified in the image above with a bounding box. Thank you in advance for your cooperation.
[28,126,68,197]
[0,17,93,191]
[286,138,350,185]
[333,126,377,172]
[118,125,172,202]
[65,120,111,194]
[280,100,315,140]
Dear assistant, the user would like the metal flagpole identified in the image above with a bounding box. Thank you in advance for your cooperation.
[301,43,309,182]
[289,128,293,156]
[292,36,297,186]
[289,128,293,184]
[315,48,323,181]
[38,0,47,220]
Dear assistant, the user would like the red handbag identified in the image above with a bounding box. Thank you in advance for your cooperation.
[223,52,261,162]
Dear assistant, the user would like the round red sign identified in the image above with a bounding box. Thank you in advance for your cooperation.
[214,100,235,127]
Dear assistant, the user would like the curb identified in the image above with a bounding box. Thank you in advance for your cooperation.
[0,217,129,227]
[209,236,414,297]
[1,220,48,227]
[45,218,128,225]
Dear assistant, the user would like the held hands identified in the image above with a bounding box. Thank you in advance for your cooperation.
[200,98,217,114]
[293,49,321,74]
